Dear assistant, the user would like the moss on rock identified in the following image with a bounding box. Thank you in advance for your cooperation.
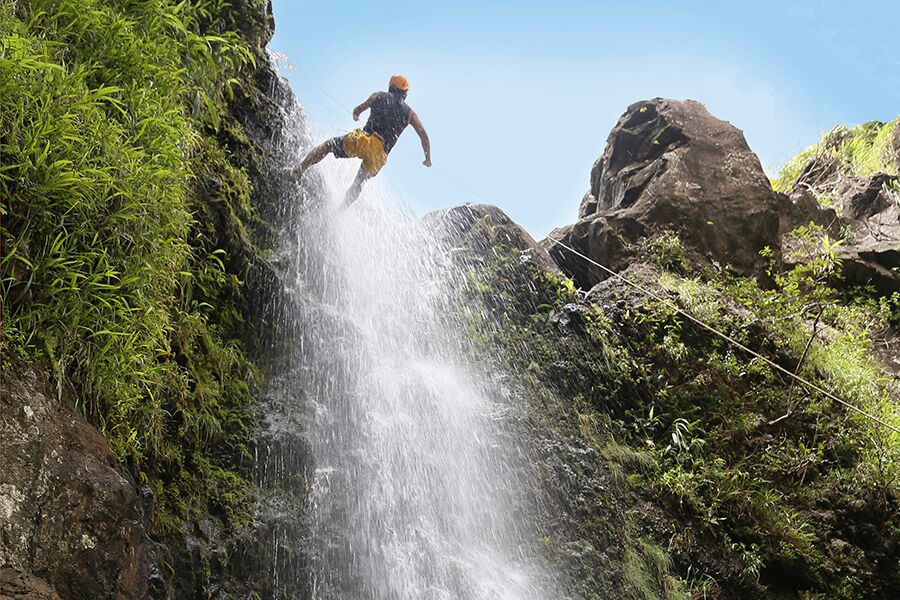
[1,0,283,595]
[447,207,900,599]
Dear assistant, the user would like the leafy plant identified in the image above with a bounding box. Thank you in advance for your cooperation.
[1,0,267,534]
[645,231,690,275]
[772,119,900,201]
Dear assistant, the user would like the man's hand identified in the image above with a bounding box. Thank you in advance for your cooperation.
[409,111,431,171]
[352,93,378,123]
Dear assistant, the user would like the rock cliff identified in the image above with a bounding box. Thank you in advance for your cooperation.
[433,102,899,599]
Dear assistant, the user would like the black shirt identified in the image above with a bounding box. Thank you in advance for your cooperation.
[363,91,411,153]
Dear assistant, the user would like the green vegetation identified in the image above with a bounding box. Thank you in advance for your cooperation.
[772,119,900,194]
[622,522,690,600]
[1,0,269,536]
[645,231,690,275]
[630,228,900,596]
[456,216,899,598]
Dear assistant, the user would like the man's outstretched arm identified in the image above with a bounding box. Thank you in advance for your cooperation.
[352,93,378,122]
[409,111,431,167]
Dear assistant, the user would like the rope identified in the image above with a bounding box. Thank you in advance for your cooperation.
[287,65,899,436]
[545,236,900,435]
[290,65,499,210]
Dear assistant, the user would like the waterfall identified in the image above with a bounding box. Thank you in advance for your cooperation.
[262,115,553,599]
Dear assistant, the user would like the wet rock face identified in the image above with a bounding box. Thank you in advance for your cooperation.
[0,364,158,600]
[425,203,562,274]
[546,98,783,288]
[0,568,62,600]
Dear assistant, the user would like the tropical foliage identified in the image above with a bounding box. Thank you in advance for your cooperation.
[1,0,266,532]
[772,119,900,194]
[457,216,899,598]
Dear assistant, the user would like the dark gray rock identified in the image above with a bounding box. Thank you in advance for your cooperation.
[838,239,900,293]
[426,203,562,274]
[830,176,900,294]
[844,174,896,220]
[577,191,598,220]
[777,188,840,237]
[784,151,900,294]
[544,98,783,288]
[0,363,157,599]
[544,213,646,290]
[548,303,590,333]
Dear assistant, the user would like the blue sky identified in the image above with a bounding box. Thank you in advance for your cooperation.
[270,0,900,238]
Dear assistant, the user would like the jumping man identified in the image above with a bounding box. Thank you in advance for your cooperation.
[292,75,431,209]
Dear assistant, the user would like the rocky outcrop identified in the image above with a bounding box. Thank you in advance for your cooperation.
[0,363,160,599]
[441,196,900,598]
[783,162,900,294]
[425,203,561,274]
[544,98,783,288]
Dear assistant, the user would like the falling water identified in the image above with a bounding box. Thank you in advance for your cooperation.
[263,114,554,598]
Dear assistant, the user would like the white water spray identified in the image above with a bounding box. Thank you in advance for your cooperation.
[271,123,553,598]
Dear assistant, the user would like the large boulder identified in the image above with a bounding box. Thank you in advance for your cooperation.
[544,98,783,288]
[0,363,160,599]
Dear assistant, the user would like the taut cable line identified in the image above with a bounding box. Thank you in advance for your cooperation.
[288,65,499,206]
[290,67,899,436]
[546,236,900,436]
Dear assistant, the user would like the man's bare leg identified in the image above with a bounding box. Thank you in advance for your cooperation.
[338,166,372,211]
[292,140,333,176]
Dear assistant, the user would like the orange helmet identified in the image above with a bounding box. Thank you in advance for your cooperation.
[389,75,410,92]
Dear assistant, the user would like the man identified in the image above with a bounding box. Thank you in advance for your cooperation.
[292,74,431,209]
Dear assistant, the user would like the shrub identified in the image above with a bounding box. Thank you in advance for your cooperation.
[1,0,261,531]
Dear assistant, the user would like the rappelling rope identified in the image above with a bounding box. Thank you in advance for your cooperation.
[289,66,900,436]
[287,66,493,202]
[545,235,900,435]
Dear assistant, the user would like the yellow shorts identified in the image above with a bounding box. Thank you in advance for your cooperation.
[332,129,388,175]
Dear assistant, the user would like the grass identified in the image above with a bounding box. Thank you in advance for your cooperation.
[644,231,691,275]
[772,118,900,194]
[453,210,900,598]
[1,0,268,534]
[623,531,688,600]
